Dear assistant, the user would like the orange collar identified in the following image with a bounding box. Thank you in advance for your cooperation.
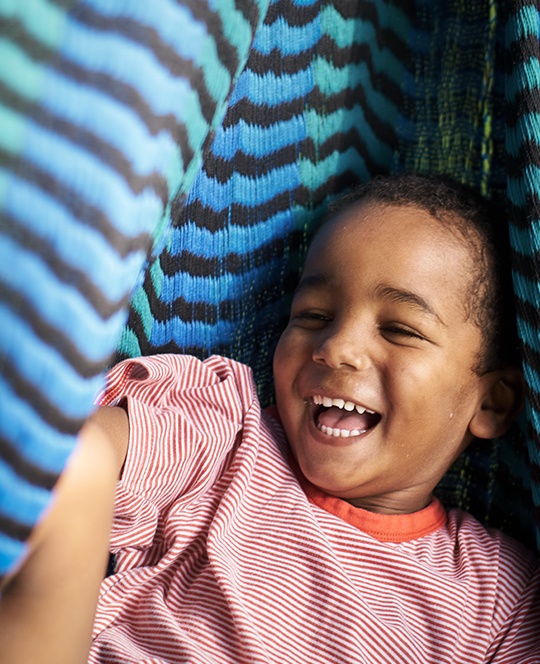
[300,474,447,542]
[265,405,447,542]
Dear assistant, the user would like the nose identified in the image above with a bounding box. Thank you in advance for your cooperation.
[312,321,370,371]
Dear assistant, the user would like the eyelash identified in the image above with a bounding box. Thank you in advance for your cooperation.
[381,325,424,340]
[297,312,331,321]
[293,313,425,341]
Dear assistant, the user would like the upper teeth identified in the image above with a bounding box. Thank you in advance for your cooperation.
[312,395,374,414]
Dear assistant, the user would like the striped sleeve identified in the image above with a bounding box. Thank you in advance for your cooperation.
[99,354,258,554]
[486,561,540,662]
[0,0,268,578]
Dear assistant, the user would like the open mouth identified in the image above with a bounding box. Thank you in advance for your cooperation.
[312,395,381,438]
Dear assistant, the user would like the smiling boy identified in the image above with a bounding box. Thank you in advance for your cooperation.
[1,174,539,663]
[274,177,522,515]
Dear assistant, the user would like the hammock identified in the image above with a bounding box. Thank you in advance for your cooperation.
[0,0,539,578]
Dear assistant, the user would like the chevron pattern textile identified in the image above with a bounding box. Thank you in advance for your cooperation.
[505,0,540,548]
[116,0,408,405]
[0,0,268,579]
[1,0,540,579]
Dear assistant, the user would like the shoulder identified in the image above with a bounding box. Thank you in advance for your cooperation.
[445,508,538,590]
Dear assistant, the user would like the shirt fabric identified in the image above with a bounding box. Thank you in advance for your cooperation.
[90,354,540,663]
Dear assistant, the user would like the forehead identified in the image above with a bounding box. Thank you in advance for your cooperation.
[303,202,475,313]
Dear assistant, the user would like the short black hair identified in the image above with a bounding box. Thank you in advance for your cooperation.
[325,173,520,374]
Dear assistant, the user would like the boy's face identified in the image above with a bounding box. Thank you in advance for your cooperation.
[273,201,493,514]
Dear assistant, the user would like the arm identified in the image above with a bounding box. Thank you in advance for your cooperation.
[0,407,128,664]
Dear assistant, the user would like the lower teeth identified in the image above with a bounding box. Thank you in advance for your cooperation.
[319,424,364,438]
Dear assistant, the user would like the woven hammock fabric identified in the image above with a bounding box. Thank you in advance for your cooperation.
[0,0,269,578]
[1,0,539,579]
[505,0,540,539]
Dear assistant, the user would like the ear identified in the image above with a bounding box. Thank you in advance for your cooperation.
[469,367,525,440]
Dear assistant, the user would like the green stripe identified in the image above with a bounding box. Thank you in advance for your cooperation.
[320,3,408,86]
[215,0,270,54]
[0,169,8,208]
[304,106,393,161]
[0,39,46,102]
[129,286,154,342]
[116,326,142,359]
[506,4,540,46]
[0,0,67,51]
[149,255,164,299]
[298,146,370,191]
[0,102,28,154]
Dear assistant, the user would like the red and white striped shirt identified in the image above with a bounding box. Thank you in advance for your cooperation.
[90,354,540,663]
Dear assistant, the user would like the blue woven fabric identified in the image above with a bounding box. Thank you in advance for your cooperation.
[505,0,540,544]
[0,0,269,577]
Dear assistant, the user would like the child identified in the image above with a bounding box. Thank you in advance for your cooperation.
[1,174,539,663]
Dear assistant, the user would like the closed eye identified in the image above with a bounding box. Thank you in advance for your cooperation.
[297,312,331,321]
[381,325,425,341]
[292,311,332,327]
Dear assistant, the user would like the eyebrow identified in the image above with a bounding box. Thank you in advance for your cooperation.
[293,274,330,296]
[294,276,447,326]
[375,285,447,326]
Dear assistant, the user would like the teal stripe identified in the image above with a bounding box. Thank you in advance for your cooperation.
[0,38,47,104]
[0,0,67,50]
[0,100,27,154]
[506,4,540,47]
[148,257,165,301]
[304,106,393,164]
[505,58,540,104]
[513,270,540,311]
[507,164,540,207]
[312,56,398,119]
[320,5,407,88]
[525,377,540,432]
[505,112,540,157]
[516,316,540,355]
[116,325,142,359]
[255,16,320,55]
[509,222,540,258]
[212,0,270,54]
[299,146,371,191]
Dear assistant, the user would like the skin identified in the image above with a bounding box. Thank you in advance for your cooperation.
[273,201,520,514]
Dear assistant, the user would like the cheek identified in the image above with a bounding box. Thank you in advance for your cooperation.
[273,334,296,389]
[274,329,305,369]
[384,357,455,415]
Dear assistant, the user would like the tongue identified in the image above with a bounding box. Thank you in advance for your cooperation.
[317,406,373,432]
